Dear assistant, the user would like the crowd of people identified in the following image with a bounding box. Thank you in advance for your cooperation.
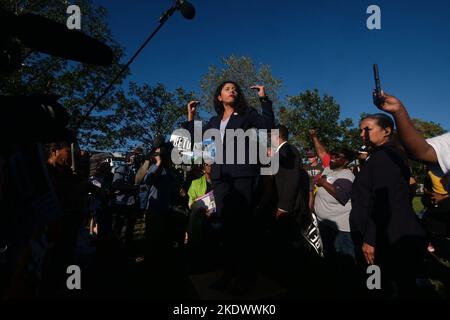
[1,82,449,300]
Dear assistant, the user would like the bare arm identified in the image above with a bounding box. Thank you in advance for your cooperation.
[135,160,151,185]
[316,176,337,198]
[187,100,199,122]
[308,191,314,211]
[376,91,438,163]
[309,130,328,160]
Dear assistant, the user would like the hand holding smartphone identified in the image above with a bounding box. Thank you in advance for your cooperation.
[373,64,385,107]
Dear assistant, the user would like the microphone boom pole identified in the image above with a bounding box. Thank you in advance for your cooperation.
[77,2,192,128]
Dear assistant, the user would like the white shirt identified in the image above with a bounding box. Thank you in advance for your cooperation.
[274,140,289,212]
[275,141,287,154]
[314,167,355,232]
[220,117,230,142]
[427,132,450,174]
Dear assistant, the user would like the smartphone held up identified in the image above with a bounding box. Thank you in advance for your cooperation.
[373,64,385,107]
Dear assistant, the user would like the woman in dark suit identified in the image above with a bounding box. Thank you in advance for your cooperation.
[350,113,426,299]
[186,81,274,294]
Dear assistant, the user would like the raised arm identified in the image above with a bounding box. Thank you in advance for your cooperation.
[135,159,151,185]
[248,85,275,129]
[309,129,328,160]
[184,100,215,134]
[187,100,199,122]
[375,91,438,164]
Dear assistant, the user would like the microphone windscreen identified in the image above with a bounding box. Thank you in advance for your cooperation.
[14,13,113,66]
[180,1,195,20]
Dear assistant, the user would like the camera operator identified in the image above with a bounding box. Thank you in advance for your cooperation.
[1,6,115,298]
[88,161,113,239]
[141,142,182,257]
[111,148,142,250]
[39,141,89,297]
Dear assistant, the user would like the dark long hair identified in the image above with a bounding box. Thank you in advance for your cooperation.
[213,81,249,115]
[361,113,395,137]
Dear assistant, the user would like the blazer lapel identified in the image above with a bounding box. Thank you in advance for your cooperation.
[210,114,221,130]
[225,112,239,130]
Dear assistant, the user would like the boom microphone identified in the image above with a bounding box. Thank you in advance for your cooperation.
[177,0,196,20]
[2,9,113,66]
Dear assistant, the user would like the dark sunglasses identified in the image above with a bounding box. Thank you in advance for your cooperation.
[331,153,345,158]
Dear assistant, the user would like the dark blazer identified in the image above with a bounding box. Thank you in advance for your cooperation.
[350,141,426,248]
[274,142,308,214]
[185,99,274,180]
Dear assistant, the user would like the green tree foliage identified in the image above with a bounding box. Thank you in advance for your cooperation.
[412,118,446,139]
[280,89,360,153]
[113,82,195,148]
[200,55,282,115]
[409,118,446,182]
[339,117,362,151]
[0,0,128,150]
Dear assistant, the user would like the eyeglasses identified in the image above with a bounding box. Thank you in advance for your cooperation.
[331,153,345,159]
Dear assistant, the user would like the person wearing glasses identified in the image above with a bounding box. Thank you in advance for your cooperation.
[310,133,356,261]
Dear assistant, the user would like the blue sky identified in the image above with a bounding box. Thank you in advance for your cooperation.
[93,0,450,130]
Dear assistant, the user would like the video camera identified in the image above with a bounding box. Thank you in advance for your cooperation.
[0,6,114,292]
[0,7,113,147]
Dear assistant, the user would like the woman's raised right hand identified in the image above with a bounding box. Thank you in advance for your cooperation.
[187,100,199,121]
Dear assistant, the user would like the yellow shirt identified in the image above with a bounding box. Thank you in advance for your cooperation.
[428,170,448,195]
